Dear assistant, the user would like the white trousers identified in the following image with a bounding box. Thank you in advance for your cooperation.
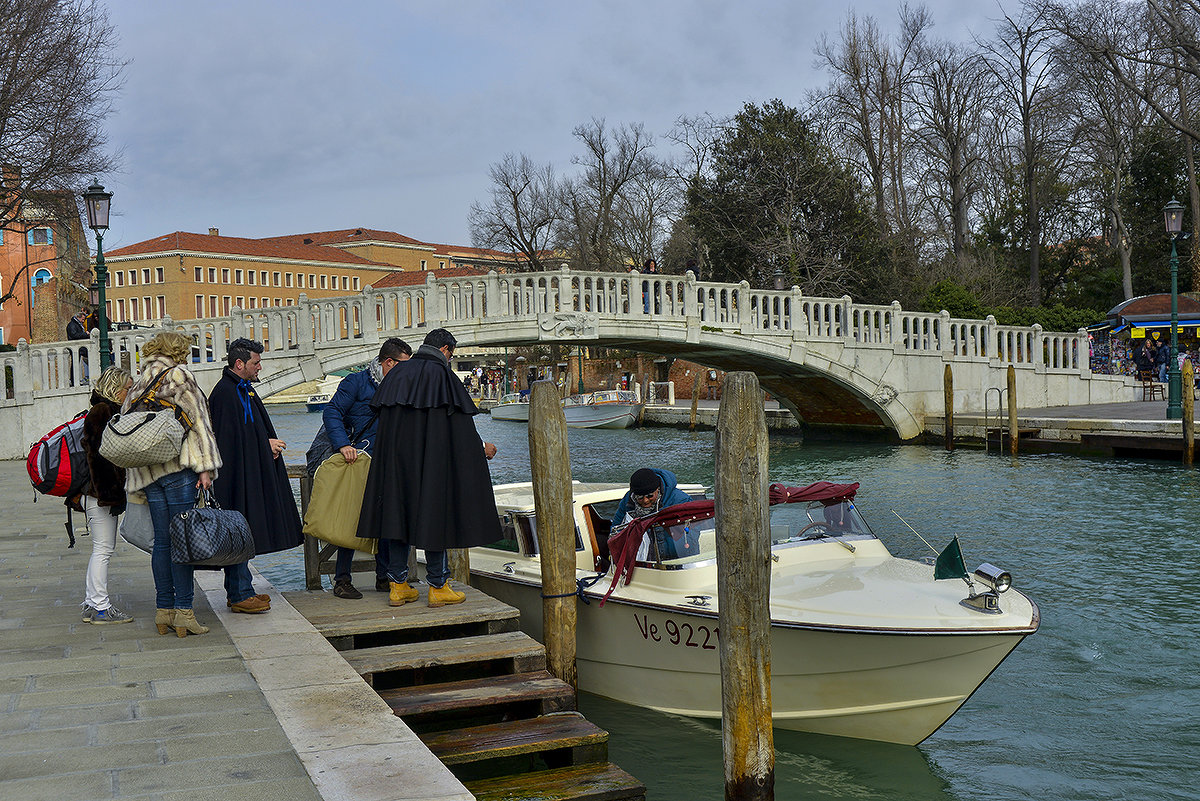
[83,495,120,610]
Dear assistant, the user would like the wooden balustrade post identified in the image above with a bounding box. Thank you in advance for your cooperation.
[715,371,774,801]
[528,380,578,689]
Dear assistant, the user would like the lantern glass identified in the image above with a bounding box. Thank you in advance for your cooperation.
[1163,199,1184,235]
[88,282,100,307]
[82,183,112,231]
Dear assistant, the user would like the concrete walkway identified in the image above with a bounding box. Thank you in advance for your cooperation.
[0,460,468,801]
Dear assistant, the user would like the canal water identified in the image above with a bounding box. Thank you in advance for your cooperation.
[261,404,1199,801]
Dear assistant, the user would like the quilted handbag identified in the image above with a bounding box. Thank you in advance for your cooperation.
[169,489,255,567]
[99,370,193,469]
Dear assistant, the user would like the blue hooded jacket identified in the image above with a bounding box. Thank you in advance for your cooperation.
[322,367,380,454]
[610,468,694,559]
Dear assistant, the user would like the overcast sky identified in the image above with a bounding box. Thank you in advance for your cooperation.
[97,0,1011,253]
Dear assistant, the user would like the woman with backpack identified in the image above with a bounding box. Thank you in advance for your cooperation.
[122,332,223,637]
[70,365,133,624]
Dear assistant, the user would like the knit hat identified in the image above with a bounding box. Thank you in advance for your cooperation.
[629,469,661,497]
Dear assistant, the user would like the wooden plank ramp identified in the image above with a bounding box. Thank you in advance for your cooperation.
[283,582,644,801]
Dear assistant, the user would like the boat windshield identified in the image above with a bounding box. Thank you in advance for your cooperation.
[767,500,875,544]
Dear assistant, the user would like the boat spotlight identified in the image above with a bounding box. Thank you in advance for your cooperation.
[973,563,1012,593]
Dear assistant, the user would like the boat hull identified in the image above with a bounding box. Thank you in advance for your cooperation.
[562,404,640,429]
[471,571,1031,745]
[490,403,530,422]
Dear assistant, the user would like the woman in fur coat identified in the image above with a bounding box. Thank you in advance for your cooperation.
[122,332,223,637]
[69,366,133,624]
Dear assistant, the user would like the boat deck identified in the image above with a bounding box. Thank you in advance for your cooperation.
[282,584,645,800]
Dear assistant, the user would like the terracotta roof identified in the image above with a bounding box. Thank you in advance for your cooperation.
[371,266,489,288]
[106,231,394,268]
[428,242,520,261]
[257,228,431,249]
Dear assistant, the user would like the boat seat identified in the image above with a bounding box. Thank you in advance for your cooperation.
[586,506,612,572]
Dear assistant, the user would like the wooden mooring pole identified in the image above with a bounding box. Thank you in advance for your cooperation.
[714,372,774,801]
[690,369,703,432]
[528,380,578,690]
[944,364,954,451]
[1184,360,1194,467]
[1007,365,1018,456]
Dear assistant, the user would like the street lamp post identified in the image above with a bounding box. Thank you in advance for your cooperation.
[577,346,585,394]
[82,183,113,370]
[1164,198,1185,420]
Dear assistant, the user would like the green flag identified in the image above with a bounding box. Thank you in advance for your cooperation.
[934,536,968,581]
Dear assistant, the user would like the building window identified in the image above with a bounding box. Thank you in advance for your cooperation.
[439,261,445,269]
[157,296,165,318]
[236,296,244,308]
[222,296,230,315]
[309,273,316,288]
[144,296,151,319]
[248,297,257,309]
[248,270,256,285]
[421,260,427,270]
[235,269,243,284]
[221,268,230,283]
[209,295,217,316]
[272,272,281,287]
[115,271,124,287]
[352,277,360,290]
[142,268,151,284]
[194,266,203,282]
[195,296,204,317]
[128,270,137,286]
[117,298,126,321]
[28,227,53,245]
[338,276,346,290]
[130,297,140,321]
[32,268,51,287]
[274,298,282,306]
[208,268,217,283]
[156,267,164,283]
[285,273,293,288]
[260,271,267,285]
[261,297,268,308]
[295,273,303,289]
[320,275,327,289]
[286,298,295,306]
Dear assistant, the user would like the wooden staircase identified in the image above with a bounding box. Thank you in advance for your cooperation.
[284,584,644,801]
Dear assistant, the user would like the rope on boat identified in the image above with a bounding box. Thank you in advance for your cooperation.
[540,572,608,604]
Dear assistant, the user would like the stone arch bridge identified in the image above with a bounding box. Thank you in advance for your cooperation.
[1,268,1132,459]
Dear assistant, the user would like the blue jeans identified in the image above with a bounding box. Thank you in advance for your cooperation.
[144,469,198,610]
[387,545,448,588]
[224,561,254,604]
[334,546,391,583]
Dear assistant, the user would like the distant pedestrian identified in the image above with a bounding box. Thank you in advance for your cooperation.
[357,328,501,608]
[122,331,223,637]
[322,337,411,599]
[209,338,303,615]
[71,365,133,624]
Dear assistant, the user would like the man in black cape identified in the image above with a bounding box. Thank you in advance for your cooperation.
[209,338,303,613]
[357,328,500,607]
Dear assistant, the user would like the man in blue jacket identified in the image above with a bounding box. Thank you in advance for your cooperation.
[610,468,696,561]
[323,337,411,598]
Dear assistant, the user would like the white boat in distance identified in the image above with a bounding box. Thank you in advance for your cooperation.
[562,390,642,429]
[489,393,530,422]
[469,480,1039,745]
[305,376,344,412]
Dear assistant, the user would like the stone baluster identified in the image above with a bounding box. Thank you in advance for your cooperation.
[940,310,952,356]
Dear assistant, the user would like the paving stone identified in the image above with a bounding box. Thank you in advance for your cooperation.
[162,730,296,763]
[0,653,112,679]
[0,770,113,801]
[95,708,283,745]
[0,725,92,755]
[115,751,309,795]
[112,656,245,683]
[136,689,269,718]
[158,777,323,801]
[116,645,240,667]
[0,740,160,781]
[34,701,135,729]
[32,669,114,689]
[152,673,259,698]
[15,682,150,709]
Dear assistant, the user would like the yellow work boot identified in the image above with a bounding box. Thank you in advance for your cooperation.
[427,583,465,608]
[389,581,419,607]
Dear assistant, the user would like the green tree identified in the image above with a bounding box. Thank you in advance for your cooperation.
[685,99,881,295]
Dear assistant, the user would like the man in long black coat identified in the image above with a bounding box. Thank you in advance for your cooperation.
[357,328,500,607]
[209,337,303,614]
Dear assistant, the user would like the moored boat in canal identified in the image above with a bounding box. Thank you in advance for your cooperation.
[561,390,642,429]
[489,393,530,422]
[469,480,1039,746]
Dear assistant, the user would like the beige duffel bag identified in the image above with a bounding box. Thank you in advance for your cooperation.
[302,452,379,554]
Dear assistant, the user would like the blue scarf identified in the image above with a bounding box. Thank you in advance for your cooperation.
[237,379,255,423]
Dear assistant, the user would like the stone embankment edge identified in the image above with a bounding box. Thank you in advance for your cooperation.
[197,567,473,801]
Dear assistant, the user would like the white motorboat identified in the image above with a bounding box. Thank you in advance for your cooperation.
[305,376,344,412]
[561,390,642,429]
[469,480,1039,745]
[489,393,530,422]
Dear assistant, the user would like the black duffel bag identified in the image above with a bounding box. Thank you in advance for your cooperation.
[169,488,255,567]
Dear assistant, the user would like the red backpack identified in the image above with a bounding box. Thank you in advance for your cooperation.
[27,411,92,546]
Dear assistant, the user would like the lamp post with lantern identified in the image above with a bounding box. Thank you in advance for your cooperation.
[82,183,113,370]
[1164,198,1185,420]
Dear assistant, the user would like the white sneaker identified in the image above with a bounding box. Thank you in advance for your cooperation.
[90,606,133,625]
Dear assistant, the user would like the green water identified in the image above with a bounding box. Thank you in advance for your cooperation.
[265,406,1200,801]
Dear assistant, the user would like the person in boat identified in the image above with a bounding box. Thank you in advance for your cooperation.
[356,328,501,608]
[321,337,411,599]
[610,468,697,561]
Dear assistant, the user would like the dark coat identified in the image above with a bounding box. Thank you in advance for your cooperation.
[209,368,302,555]
[356,345,502,549]
[322,368,379,454]
[69,392,126,514]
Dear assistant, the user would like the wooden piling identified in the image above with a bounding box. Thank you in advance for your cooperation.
[1007,365,1018,456]
[714,372,774,801]
[527,380,578,690]
[1184,360,1194,467]
[690,370,703,431]
[943,364,954,451]
[447,549,470,585]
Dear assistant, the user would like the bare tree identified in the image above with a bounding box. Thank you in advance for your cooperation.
[468,153,558,271]
[557,119,655,271]
[0,0,123,303]
[613,157,677,269]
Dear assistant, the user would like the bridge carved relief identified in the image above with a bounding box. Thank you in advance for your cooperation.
[0,268,1132,458]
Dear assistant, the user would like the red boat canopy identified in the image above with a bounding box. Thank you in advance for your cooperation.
[602,481,859,604]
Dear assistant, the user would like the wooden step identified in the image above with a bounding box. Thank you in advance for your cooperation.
[379,670,575,718]
[344,630,546,684]
[465,763,646,801]
[420,711,608,766]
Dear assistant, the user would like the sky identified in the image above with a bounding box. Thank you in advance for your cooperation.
[96,0,1010,254]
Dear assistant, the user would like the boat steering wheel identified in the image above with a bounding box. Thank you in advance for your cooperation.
[796,521,831,540]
